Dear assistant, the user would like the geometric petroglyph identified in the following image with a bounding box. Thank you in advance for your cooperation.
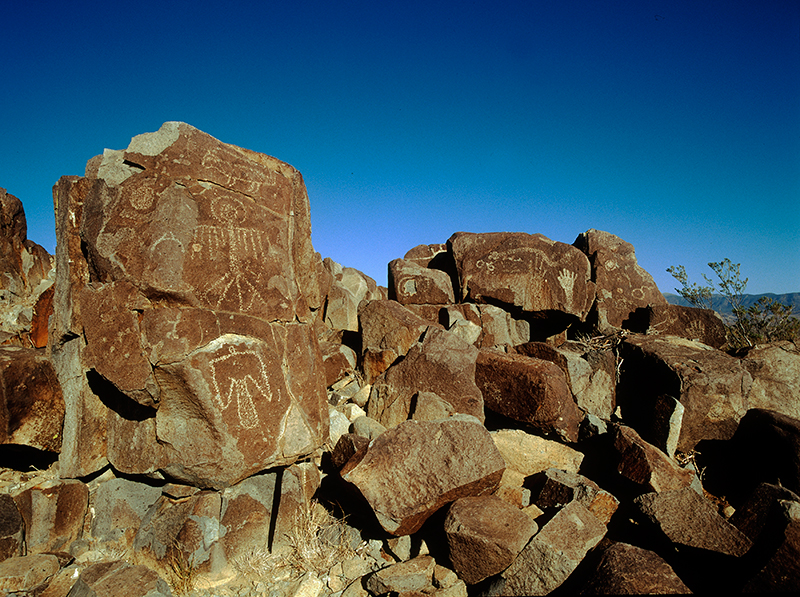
[209,345,273,429]
[201,150,277,196]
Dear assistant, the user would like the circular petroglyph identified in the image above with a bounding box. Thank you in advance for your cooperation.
[129,185,155,210]
[212,196,247,225]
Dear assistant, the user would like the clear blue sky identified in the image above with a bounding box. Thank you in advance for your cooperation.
[2,0,798,294]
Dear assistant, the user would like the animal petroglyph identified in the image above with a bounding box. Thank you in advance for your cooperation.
[209,345,273,429]
[200,149,277,196]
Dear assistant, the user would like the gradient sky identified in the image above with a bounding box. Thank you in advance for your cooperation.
[2,0,798,294]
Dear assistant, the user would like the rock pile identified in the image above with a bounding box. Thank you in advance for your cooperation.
[0,123,798,596]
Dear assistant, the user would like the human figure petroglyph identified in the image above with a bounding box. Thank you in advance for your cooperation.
[209,345,273,429]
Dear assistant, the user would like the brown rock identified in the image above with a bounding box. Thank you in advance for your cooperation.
[742,499,800,592]
[324,263,381,332]
[341,416,505,535]
[50,123,330,482]
[612,425,695,493]
[13,479,88,554]
[89,477,162,554]
[742,341,800,420]
[730,482,800,543]
[0,553,60,594]
[444,495,537,585]
[448,232,595,328]
[628,304,727,349]
[368,327,484,428]
[0,188,54,343]
[579,541,691,594]
[618,334,752,452]
[68,560,172,597]
[388,258,455,305]
[487,500,608,596]
[573,229,667,332]
[359,300,431,384]
[476,350,581,442]
[529,468,619,525]
[29,284,54,349]
[634,488,752,557]
[515,341,616,420]
[0,494,23,562]
[365,555,436,595]
[0,347,64,452]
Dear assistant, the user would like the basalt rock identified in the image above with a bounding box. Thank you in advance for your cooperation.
[50,122,329,484]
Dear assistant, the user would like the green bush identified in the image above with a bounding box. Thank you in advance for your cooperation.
[667,259,800,349]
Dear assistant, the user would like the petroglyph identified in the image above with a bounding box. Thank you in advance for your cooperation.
[209,345,273,429]
[200,148,277,196]
[558,268,578,311]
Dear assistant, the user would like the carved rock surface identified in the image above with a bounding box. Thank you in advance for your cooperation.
[448,231,594,322]
[341,416,505,536]
[50,123,329,483]
[573,229,667,332]
[388,258,455,305]
[476,350,581,442]
[629,303,727,349]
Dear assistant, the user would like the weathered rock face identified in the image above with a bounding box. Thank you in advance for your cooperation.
[367,327,484,428]
[388,258,455,305]
[476,350,582,442]
[627,303,727,349]
[618,334,752,452]
[341,416,505,536]
[0,188,54,345]
[0,347,64,452]
[742,341,800,420]
[50,123,328,485]
[573,229,667,332]
[448,231,595,330]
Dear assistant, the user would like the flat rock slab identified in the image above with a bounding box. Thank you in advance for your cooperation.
[341,416,505,536]
[68,560,173,597]
[490,428,584,477]
[0,553,60,594]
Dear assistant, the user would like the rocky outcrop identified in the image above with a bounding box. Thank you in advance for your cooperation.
[1,124,799,595]
[0,188,54,347]
[50,122,329,485]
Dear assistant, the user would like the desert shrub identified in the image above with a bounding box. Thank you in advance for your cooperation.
[667,259,800,349]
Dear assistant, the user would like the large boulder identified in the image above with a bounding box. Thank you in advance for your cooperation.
[476,350,582,442]
[742,341,800,420]
[388,258,455,305]
[573,229,667,332]
[49,123,329,484]
[618,334,752,452]
[448,231,594,335]
[340,416,505,536]
[0,188,54,346]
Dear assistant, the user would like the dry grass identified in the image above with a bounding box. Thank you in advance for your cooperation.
[166,543,199,597]
[233,500,359,583]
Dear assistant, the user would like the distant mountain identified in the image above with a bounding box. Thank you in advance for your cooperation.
[663,292,800,318]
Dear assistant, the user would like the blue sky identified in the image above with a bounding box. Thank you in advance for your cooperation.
[2,0,798,294]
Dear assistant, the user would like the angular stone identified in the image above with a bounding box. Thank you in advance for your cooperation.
[341,416,505,535]
[490,429,584,477]
[476,304,530,350]
[0,188,54,344]
[444,495,537,585]
[618,334,752,452]
[13,479,88,553]
[324,263,381,332]
[388,258,455,305]
[476,350,581,442]
[368,327,483,428]
[0,553,60,594]
[68,560,173,597]
[29,284,54,349]
[487,500,607,596]
[529,468,619,525]
[628,304,727,349]
[515,341,616,420]
[365,555,436,595]
[742,499,800,592]
[730,482,800,542]
[319,339,357,388]
[573,229,667,332]
[612,425,695,493]
[51,124,330,482]
[89,477,163,553]
[634,488,752,557]
[579,541,691,595]
[492,468,532,509]
[742,341,800,420]
[448,231,595,326]
[0,347,64,452]
[358,300,431,384]
[0,494,23,562]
